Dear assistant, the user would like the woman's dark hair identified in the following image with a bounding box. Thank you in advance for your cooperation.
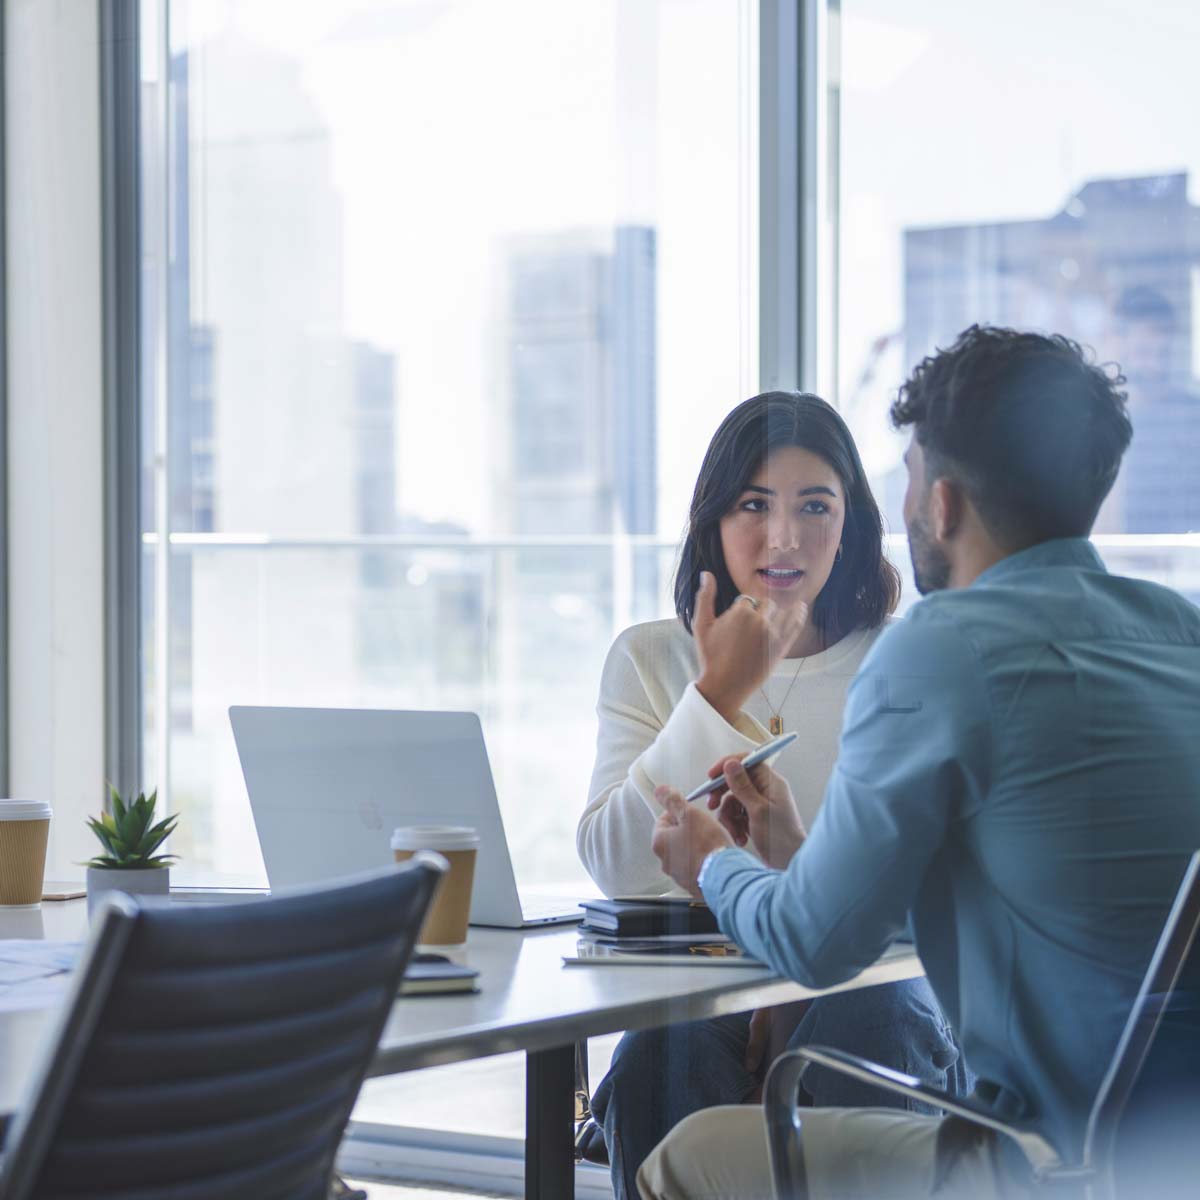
[674,392,900,642]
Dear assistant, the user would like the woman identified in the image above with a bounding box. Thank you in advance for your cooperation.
[577,392,969,1199]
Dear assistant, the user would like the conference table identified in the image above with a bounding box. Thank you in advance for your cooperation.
[0,898,923,1199]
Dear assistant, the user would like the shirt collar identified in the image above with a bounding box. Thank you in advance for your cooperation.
[972,537,1105,588]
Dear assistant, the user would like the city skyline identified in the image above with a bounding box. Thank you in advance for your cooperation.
[141,1,1200,889]
[900,171,1200,536]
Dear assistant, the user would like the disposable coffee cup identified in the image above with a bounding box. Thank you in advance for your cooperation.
[0,801,53,908]
[391,825,479,947]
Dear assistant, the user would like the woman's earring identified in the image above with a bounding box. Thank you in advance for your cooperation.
[836,544,844,562]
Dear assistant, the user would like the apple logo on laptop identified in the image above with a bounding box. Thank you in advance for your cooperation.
[357,799,384,831]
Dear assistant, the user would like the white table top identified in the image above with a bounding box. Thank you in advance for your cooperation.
[0,898,923,1115]
[371,925,921,1076]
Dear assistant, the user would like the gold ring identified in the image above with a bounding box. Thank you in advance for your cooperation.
[735,593,760,611]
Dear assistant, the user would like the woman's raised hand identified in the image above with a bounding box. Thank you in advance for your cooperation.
[692,571,808,725]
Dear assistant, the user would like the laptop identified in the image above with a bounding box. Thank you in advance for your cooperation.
[229,705,583,927]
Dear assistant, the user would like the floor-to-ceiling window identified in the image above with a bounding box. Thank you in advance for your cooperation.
[144,0,1200,893]
[139,0,759,888]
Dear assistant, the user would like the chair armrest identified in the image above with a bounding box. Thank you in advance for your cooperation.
[764,1047,1066,1196]
[763,1052,812,1198]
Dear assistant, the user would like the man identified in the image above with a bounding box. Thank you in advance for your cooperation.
[640,325,1200,1199]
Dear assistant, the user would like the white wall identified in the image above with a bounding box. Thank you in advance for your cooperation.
[5,0,105,877]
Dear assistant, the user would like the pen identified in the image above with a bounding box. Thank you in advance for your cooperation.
[683,731,798,803]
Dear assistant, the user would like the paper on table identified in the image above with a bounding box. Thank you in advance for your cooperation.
[0,975,73,1012]
[0,962,57,986]
[0,940,82,1013]
[563,937,919,970]
[564,940,765,968]
[0,941,82,971]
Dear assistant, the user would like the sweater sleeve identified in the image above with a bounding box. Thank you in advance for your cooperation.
[577,626,767,897]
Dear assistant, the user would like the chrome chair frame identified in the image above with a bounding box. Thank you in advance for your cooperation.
[765,851,1200,1200]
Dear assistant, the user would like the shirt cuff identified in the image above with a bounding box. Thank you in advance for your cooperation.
[697,844,757,904]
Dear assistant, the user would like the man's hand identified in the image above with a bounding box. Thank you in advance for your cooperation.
[650,786,734,898]
[744,1000,812,1094]
[705,755,806,870]
[744,1007,772,1073]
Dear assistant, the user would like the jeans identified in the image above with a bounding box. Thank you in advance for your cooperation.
[589,978,972,1200]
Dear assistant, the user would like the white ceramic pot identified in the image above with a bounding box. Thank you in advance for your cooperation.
[86,865,171,915]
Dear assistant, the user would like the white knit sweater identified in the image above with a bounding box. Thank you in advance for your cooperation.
[577,616,890,897]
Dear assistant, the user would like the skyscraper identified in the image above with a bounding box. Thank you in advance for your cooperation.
[488,224,659,882]
[489,224,659,728]
[903,172,1200,532]
[157,36,405,879]
[497,225,658,543]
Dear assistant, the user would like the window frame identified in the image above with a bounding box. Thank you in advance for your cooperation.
[121,0,795,848]
[759,0,831,397]
[100,0,143,799]
[1,1,9,797]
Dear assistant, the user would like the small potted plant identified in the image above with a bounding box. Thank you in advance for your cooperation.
[85,786,179,913]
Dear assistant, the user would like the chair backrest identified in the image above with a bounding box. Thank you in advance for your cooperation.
[1084,850,1200,1180]
[0,857,443,1200]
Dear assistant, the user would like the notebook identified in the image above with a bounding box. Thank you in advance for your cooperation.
[400,954,480,996]
[579,897,721,939]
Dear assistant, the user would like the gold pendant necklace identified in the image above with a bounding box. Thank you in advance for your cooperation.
[761,655,809,736]
[758,628,825,729]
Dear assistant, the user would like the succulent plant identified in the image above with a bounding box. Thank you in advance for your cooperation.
[85,785,179,870]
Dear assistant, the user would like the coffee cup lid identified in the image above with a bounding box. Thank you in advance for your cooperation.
[0,800,53,821]
[390,824,479,851]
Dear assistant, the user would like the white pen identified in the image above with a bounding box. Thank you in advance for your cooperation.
[683,731,799,803]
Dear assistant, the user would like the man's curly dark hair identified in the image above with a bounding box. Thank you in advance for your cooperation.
[890,325,1132,547]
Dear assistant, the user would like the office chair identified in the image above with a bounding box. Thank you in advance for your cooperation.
[0,856,445,1200]
[764,850,1200,1200]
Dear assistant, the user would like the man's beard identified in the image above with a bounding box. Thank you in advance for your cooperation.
[907,510,951,595]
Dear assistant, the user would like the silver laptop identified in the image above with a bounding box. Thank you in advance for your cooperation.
[229,705,583,927]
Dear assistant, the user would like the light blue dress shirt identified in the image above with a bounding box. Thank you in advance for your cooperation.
[701,537,1200,1160]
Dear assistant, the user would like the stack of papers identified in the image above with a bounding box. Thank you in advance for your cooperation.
[570,897,755,964]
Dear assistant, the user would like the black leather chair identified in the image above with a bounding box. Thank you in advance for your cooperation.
[763,850,1200,1200]
[0,856,444,1200]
